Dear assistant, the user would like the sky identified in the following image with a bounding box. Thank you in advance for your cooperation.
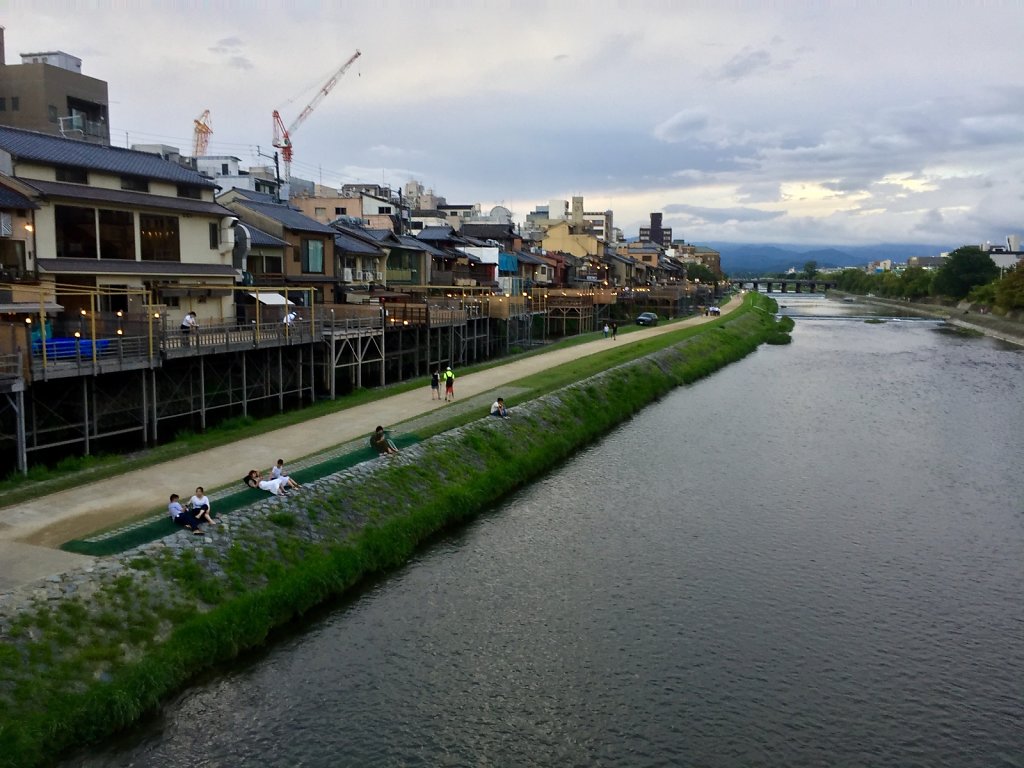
[4,0,1023,246]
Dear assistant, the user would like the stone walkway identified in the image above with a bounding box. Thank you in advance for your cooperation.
[0,304,734,590]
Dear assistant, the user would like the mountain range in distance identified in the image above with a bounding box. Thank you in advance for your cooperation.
[704,242,958,276]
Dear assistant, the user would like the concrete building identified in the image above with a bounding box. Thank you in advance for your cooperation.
[638,212,671,247]
[0,29,109,145]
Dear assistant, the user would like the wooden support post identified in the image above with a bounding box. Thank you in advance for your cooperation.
[199,355,207,430]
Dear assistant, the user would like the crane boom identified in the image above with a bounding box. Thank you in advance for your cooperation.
[192,109,213,157]
[272,49,361,183]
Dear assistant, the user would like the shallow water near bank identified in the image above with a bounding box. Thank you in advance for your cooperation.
[68,296,1024,767]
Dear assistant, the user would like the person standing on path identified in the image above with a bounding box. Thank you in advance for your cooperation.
[443,366,455,401]
[180,311,197,344]
[611,322,618,340]
[603,323,610,338]
[430,369,441,400]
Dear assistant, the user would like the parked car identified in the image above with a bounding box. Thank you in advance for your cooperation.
[636,312,659,326]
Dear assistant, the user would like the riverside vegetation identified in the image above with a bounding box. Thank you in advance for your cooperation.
[0,293,787,768]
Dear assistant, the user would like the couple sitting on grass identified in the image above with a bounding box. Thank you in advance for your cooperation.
[244,463,301,496]
[168,487,217,535]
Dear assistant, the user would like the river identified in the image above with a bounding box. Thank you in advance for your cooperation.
[69,295,1024,767]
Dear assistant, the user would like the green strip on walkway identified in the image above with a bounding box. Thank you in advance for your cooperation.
[60,433,421,557]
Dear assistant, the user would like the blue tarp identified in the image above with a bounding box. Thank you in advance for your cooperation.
[32,338,111,359]
[498,252,519,273]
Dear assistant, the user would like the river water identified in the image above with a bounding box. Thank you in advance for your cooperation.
[70,296,1024,767]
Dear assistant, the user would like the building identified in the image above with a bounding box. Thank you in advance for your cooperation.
[195,155,280,199]
[0,29,109,145]
[0,124,238,320]
[638,212,671,247]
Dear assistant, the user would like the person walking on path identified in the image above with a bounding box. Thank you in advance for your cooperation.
[443,366,456,401]
[430,369,441,400]
[611,322,618,340]
[603,323,610,338]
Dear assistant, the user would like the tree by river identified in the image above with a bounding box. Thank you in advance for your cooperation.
[931,246,999,300]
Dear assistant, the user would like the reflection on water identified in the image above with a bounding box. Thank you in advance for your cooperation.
[69,296,1024,768]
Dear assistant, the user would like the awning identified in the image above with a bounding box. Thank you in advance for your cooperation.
[247,291,294,306]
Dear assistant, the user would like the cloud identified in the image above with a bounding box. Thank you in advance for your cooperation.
[228,56,254,70]
[663,203,785,224]
[209,36,244,54]
[715,48,773,81]
[653,110,711,144]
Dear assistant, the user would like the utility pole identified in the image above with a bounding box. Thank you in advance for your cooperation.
[256,146,282,202]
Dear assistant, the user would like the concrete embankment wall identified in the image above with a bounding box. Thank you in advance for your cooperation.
[0,304,780,768]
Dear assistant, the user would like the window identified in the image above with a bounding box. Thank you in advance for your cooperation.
[48,105,58,122]
[0,98,6,112]
[301,238,324,273]
[10,97,18,111]
[176,185,202,200]
[140,215,180,261]
[56,166,88,184]
[209,222,219,249]
[98,210,135,259]
[55,206,97,259]
[335,207,346,215]
[378,206,392,214]
[248,251,283,276]
[221,163,229,175]
[120,176,149,192]
[315,207,326,217]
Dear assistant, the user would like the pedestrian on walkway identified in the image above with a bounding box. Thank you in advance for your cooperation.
[611,322,618,340]
[603,323,610,338]
[443,366,455,401]
[430,369,440,400]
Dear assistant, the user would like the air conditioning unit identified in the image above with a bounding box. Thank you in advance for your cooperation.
[375,271,384,281]
[0,213,11,238]
[342,268,353,282]
[362,270,375,282]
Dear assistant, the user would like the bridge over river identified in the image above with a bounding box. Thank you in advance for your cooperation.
[730,278,838,293]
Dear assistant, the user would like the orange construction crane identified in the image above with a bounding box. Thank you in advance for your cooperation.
[192,110,213,157]
[273,49,361,182]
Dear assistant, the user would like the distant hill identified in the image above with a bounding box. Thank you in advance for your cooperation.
[705,242,957,277]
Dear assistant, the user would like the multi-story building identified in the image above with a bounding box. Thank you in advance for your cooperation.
[0,124,238,319]
[638,212,671,247]
[0,30,109,145]
[196,155,281,199]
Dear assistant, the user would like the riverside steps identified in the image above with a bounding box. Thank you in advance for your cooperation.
[0,292,788,768]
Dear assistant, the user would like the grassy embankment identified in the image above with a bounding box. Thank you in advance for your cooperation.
[0,293,784,768]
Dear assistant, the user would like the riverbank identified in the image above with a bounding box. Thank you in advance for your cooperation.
[827,291,1024,347]
[0,294,785,768]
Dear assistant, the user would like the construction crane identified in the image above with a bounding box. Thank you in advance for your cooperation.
[192,110,213,157]
[273,49,361,182]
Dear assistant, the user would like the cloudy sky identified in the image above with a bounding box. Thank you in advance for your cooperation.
[5,0,1023,245]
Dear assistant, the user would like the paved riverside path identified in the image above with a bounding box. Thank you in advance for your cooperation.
[0,302,737,589]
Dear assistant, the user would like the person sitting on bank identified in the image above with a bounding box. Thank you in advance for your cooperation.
[168,493,205,535]
[271,458,287,480]
[188,486,218,525]
[490,397,510,419]
[370,425,399,455]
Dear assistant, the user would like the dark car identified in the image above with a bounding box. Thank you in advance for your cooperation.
[636,312,658,326]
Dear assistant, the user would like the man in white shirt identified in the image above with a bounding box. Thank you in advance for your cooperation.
[490,398,509,419]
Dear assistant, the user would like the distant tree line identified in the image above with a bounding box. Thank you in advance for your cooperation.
[832,246,1024,312]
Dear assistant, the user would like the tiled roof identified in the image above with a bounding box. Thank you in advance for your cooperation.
[334,230,383,255]
[0,126,215,186]
[36,258,238,278]
[235,200,336,234]
[516,251,548,265]
[26,179,234,216]
[0,184,37,209]
[239,223,288,248]
[460,223,516,239]
[227,189,278,204]
[415,226,457,241]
